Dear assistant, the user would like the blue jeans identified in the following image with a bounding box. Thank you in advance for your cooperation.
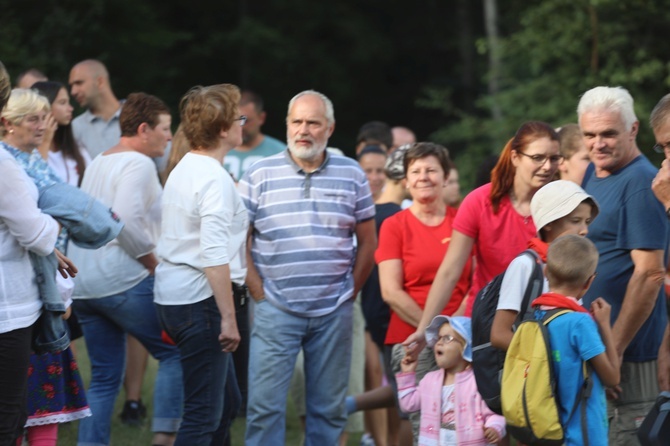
[156,297,241,446]
[245,298,354,446]
[73,276,183,446]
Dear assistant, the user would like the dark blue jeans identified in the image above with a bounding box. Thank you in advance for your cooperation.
[156,297,241,446]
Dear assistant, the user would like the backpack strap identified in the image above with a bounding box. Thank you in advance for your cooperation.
[514,249,544,326]
[542,309,592,446]
[578,363,593,446]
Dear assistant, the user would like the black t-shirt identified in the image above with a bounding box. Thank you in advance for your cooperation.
[361,202,402,348]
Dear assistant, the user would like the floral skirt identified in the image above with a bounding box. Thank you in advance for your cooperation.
[25,347,91,426]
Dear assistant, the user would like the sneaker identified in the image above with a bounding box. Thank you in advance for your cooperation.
[360,433,376,446]
[120,400,146,426]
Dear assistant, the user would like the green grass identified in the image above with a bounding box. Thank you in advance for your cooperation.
[57,339,362,445]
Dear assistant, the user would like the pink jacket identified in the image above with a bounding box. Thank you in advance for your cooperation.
[396,367,506,445]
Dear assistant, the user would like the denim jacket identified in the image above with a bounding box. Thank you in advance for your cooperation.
[2,142,124,352]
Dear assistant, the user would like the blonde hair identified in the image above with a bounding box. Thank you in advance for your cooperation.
[1,88,50,137]
[161,124,190,185]
[545,235,599,289]
[179,84,240,150]
[0,61,10,112]
[557,124,584,160]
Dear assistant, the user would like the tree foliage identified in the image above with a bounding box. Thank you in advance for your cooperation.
[1,0,668,189]
[424,0,669,188]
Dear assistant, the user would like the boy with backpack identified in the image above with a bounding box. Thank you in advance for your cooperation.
[504,235,620,445]
[472,180,600,413]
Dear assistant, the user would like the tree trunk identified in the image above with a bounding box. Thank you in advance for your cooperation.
[458,0,475,113]
[483,0,502,121]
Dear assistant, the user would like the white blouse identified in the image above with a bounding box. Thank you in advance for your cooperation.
[0,148,59,333]
[47,149,92,186]
[69,151,162,298]
[154,152,248,306]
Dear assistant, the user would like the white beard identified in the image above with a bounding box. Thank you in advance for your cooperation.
[287,139,326,160]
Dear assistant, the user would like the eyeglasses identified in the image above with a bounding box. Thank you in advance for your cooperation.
[436,334,462,345]
[653,142,670,154]
[234,115,247,126]
[516,151,564,165]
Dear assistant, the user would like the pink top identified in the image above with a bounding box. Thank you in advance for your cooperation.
[453,183,537,316]
[397,367,506,445]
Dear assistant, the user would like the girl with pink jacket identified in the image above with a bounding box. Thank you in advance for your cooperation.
[396,316,505,445]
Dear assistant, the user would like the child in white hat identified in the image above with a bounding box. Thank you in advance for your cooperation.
[397,316,505,445]
[490,180,599,350]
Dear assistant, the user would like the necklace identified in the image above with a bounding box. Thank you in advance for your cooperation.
[509,192,531,224]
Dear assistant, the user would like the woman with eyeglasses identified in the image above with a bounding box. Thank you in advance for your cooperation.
[405,121,561,353]
[154,84,249,445]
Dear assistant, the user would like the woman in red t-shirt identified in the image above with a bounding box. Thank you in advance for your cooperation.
[375,143,473,439]
[405,121,561,354]
[377,143,472,347]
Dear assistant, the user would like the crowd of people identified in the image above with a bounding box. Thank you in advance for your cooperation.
[1,57,670,446]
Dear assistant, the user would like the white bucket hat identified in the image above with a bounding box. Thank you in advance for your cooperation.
[530,180,599,233]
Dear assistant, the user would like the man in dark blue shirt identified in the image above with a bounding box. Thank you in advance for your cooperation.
[579,86,669,446]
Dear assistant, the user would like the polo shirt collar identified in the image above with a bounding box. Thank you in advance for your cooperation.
[284,148,331,174]
[84,100,125,124]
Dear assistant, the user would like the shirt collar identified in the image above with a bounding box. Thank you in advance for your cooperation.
[283,148,331,174]
[85,100,125,124]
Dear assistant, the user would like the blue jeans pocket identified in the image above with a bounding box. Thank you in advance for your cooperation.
[157,303,194,340]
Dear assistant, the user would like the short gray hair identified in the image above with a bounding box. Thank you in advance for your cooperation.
[287,90,335,125]
[577,86,637,130]
[650,93,670,132]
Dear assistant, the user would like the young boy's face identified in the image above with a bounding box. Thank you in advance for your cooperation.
[544,202,593,241]
[434,323,467,370]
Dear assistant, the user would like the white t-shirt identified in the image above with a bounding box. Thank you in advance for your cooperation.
[69,151,162,298]
[154,152,248,305]
[497,253,549,312]
[440,384,457,446]
[47,149,92,186]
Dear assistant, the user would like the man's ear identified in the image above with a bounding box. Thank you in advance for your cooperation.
[630,120,640,139]
[138,122,149,136]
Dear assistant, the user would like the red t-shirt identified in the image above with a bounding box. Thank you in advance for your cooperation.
[453,183,538,316]
[376,207,472,345]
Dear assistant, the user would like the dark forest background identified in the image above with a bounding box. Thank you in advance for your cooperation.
[2,0,669,189]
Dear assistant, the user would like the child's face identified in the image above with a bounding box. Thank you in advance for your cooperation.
[434,323,467,370]
[544,202,593,241]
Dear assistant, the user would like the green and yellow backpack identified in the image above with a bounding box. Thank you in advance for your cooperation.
[501,308,592,446]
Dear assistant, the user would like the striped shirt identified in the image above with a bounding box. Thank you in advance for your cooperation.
[239,150,375,317]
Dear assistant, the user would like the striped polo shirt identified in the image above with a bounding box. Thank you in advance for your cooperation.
[239,149,375,317]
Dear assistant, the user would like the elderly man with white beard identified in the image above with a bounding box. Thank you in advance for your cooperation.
[239,90,377,445]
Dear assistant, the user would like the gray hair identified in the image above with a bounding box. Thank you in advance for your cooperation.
[577,86,637,130]
[287,90,335,125]
[650,93,670,132]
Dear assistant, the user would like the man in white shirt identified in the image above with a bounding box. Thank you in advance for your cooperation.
[69,59,153,425]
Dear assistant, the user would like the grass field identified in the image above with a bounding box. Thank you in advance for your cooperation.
[56,339,362,445]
